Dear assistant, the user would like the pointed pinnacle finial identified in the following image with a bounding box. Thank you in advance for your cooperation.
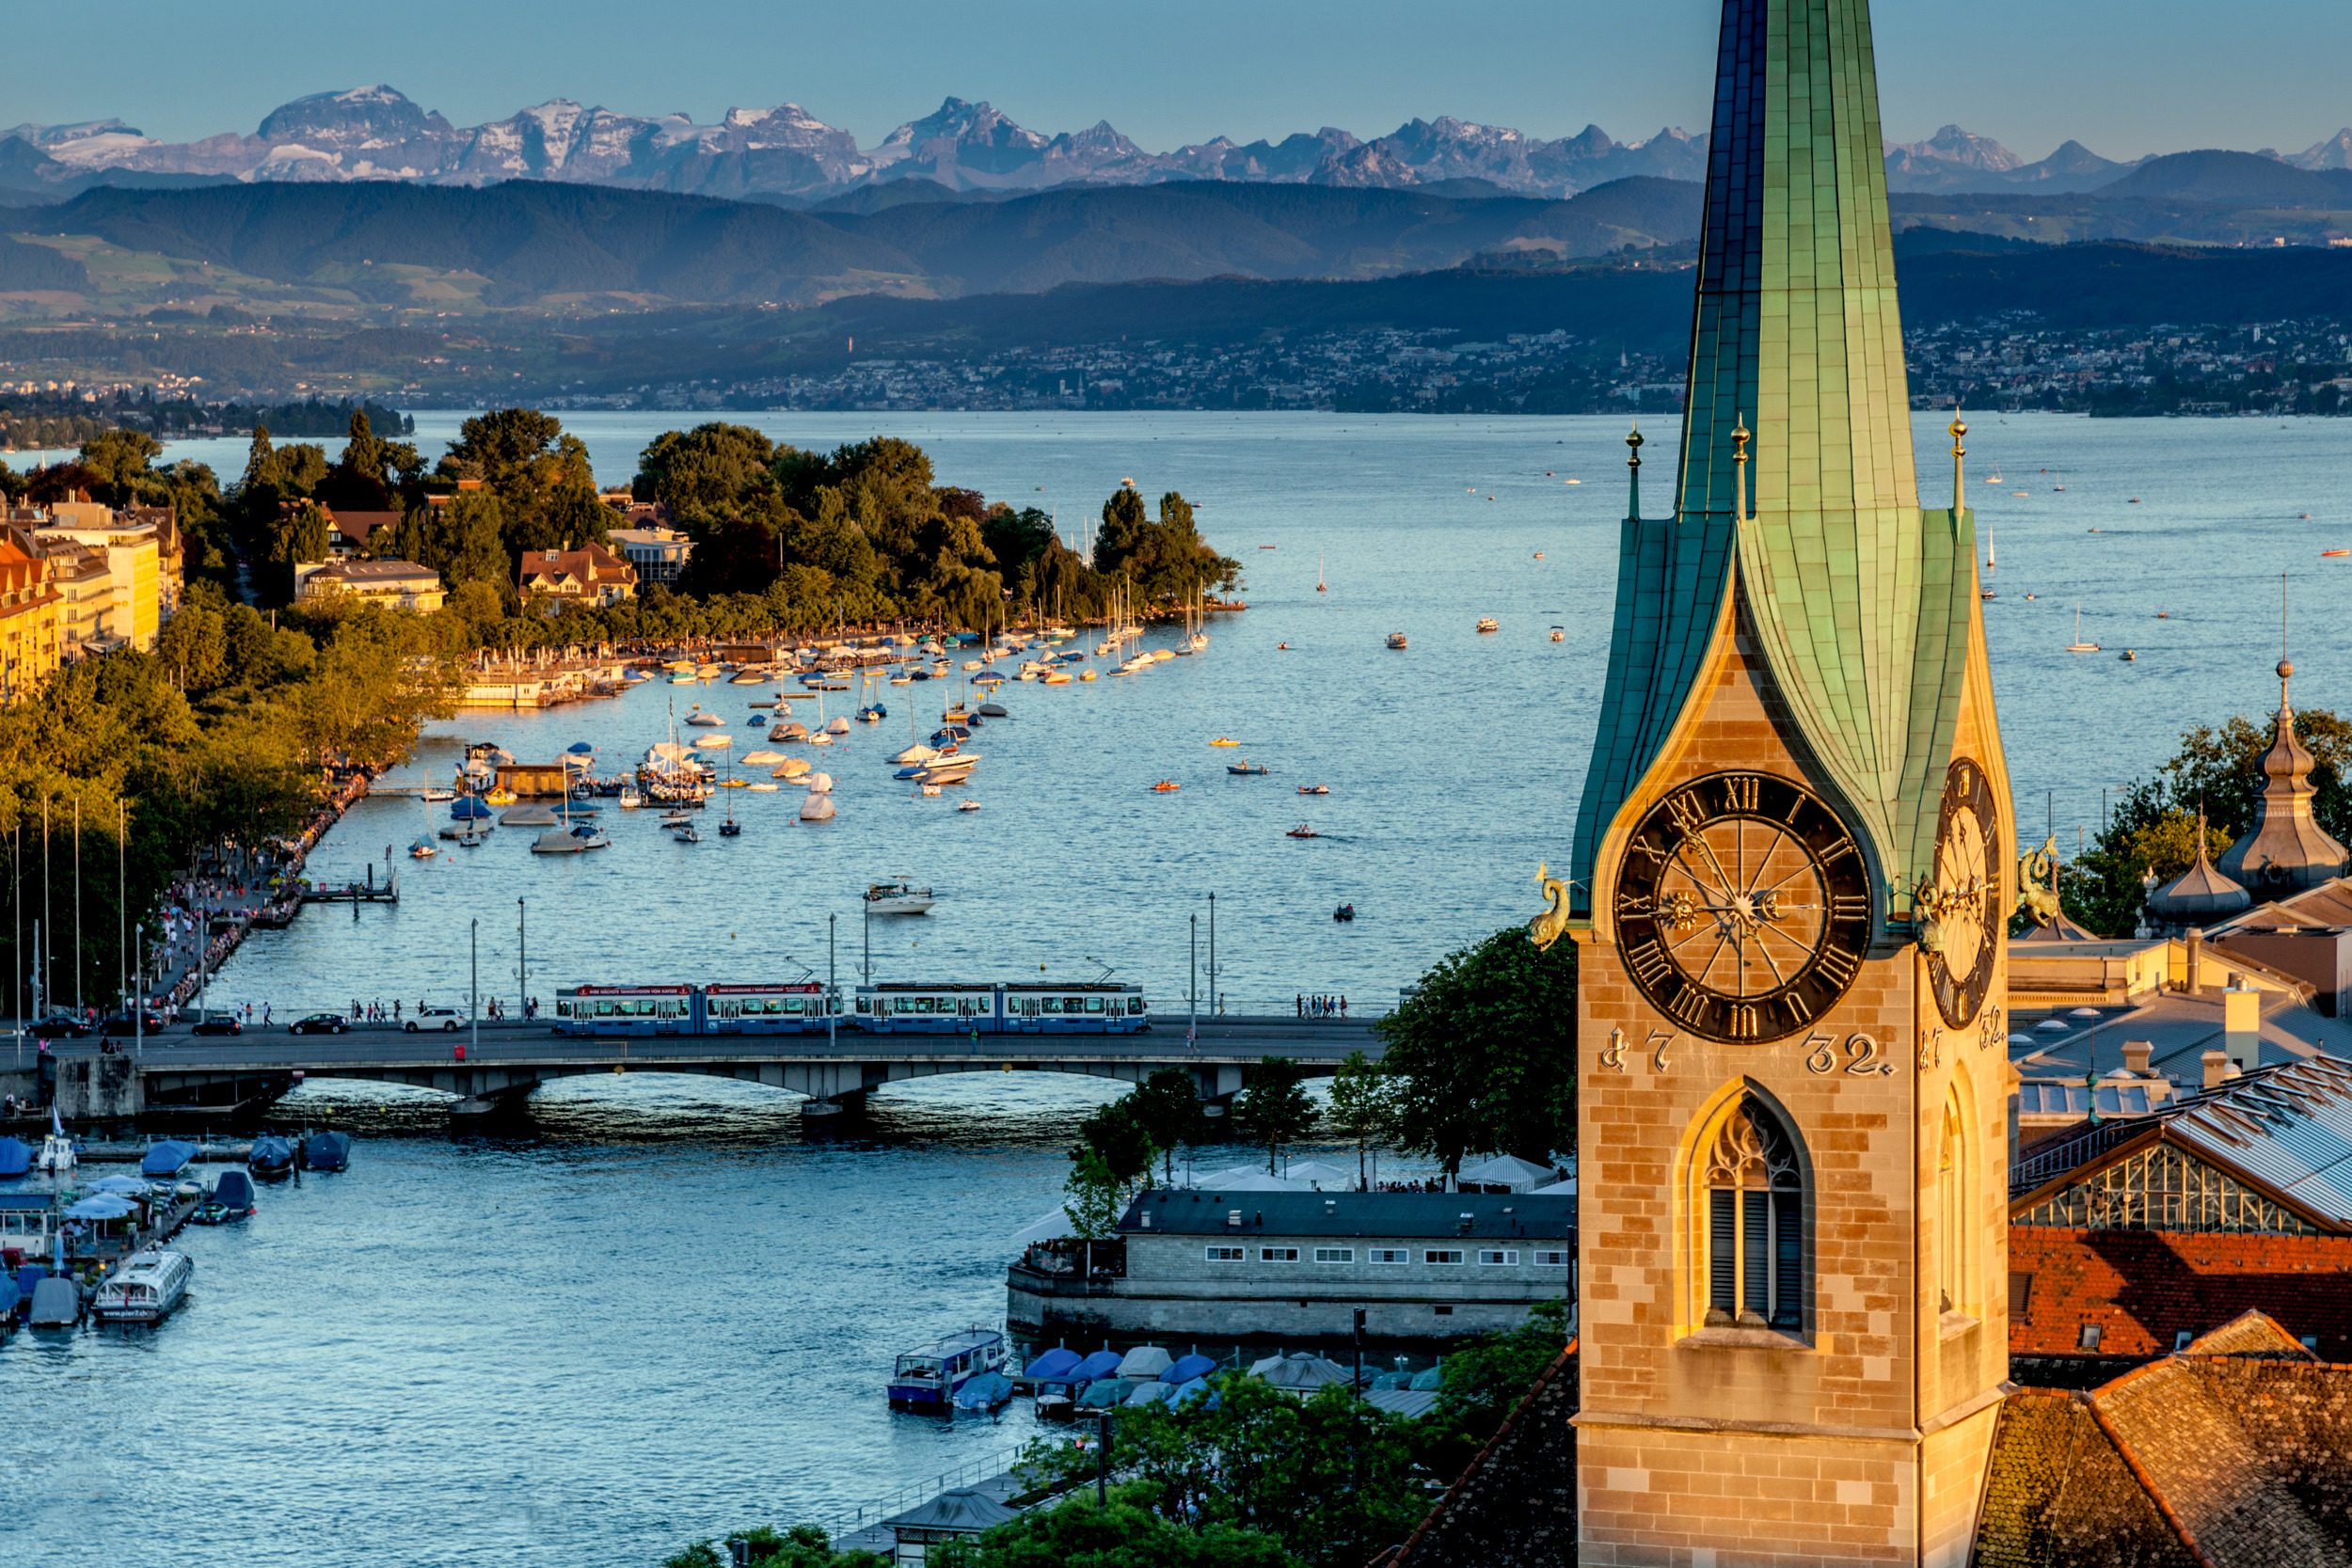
[1731,413,1752,525]
[1626,422,1644,468]
[1949,414,1968,511]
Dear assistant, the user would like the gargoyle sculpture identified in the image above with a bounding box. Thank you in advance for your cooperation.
[1529,862,1573,951]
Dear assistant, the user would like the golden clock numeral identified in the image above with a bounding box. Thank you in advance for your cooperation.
[1613,890,1650,920]
[1955,763,1972,795]
[1831,894,1869,921]
[1628,835,1665,868]
[1726,1003,1760,1039]
[1722,775,1759,814]
[1814,943,1860,988]
[1781,989,1814,1025]
[1665,984,1708,1028]
[1818,836,1856,865]
[1664,792,1708,834]
[1626,940,1673,988]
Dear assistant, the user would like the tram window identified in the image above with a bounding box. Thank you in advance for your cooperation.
[1129,999,1145,1014]
[595,1002,613,1018]
[783,999,803,1015]
[1041,998,1062,1015]
[1086,998,1104,1014]
[1065,997,1083,1012]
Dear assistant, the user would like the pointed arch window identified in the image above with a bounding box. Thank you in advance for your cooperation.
[1702,1097,1804,1332]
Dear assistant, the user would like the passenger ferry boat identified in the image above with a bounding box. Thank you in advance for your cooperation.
[93,1248,195,1324]
[889,1325,1009,1411]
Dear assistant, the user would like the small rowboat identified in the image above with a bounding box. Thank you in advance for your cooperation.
[1227,761,1268,776]
[1286,824,1318,839]
[1152,781,1181,792]
[2324,549,2349,558]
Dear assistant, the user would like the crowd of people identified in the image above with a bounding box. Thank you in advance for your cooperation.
[1295,992,1349,1019]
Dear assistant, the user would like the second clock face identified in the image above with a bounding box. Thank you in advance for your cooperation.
[1613,771,1874,1042]
[1927,757,2002,1027]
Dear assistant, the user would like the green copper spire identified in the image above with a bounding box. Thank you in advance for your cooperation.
[1569,0,1979,912]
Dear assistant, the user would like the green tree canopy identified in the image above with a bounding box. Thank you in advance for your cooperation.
[1093,486,1240,605]
[1375,927,1576,1177]
[1234,1056,1319,1174]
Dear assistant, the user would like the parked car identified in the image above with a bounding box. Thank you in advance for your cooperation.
[30,1012,92,1037]
[288,1013,349,1036]
[405,1006,463,1032]
[191,1017,243,1036]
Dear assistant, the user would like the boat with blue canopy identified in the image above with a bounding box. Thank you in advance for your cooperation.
[140,1140,197,1178]
[0,1136,29,1178]
[247,1136,294,1180]
[1023,1346,1082,1381]
[301,1132,354,1172]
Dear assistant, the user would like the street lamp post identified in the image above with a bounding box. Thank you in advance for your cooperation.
[829,912,837,1052]
[1208,891,1217,1016]
[517,897,527,1020]
[1188,912,1198,1050]
[469,918,478,1058]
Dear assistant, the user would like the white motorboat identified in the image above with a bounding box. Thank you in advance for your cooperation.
[618,785,644,809]
[804,772,834,794]
[92,1248,195,1324]
[421,788,456,803]
[866,879,937,915]
[532,824,609,853]
[673,822,703,844]
[37,1112,74,1173]
[957,799,981,813]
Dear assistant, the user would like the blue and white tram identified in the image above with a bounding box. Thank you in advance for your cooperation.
[853,983,1001,1033]
[700,982,834,1034]
[997,982,1148,1034]
[553,984,695,1036]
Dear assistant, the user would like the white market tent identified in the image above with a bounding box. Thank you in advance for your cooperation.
[1280,1160,1358,1189]
[1184,1165,1311,1193]
[1457,1153,1560,1193]
[1009,1207,1074,1244]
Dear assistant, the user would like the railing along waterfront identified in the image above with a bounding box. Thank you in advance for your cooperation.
[823,1441,1036,1543]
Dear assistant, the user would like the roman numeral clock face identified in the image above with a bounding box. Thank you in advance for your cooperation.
[1613,772,1874,1042]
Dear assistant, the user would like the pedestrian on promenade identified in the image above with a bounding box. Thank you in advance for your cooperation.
[1340,996,1348,1020]
[1296,993,1304,1019]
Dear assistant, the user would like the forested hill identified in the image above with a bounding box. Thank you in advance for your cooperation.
[26,177,1703,307]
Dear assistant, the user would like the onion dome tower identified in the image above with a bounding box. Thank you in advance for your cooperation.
[2217,658,2349,893]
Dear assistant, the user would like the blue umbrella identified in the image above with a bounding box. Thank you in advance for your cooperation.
[65,1195,135,1220]
[564,741,595,754]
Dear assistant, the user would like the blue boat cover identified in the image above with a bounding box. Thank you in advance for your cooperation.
[1124,1382,1173,1406]
[1075,1377,1136,1409]
[451,797,492,819]
[1025,1347,1083,1380]
[1073,1349,1123,1380]
[1164,1354,1217,1385]
[28,1275,76,1326]
[14,1264,46,1298]
[1407,1363,1447,1392]
[0,1136,29,1177]
[0,1275,17,1316]
[953,1370,1014,1410]
[212,1171,256,1210]
[0,1192,51,1211]
[303,1132,354,1170]
[249,1136,294,1170]
[140,1139,197,1177]
[1168,1378,1216,1409]
[565,741,595,753]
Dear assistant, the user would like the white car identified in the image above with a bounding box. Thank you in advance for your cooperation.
[405,1007,463,1032]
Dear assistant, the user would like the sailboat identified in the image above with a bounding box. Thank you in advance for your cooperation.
[720,749,742,835]
[1315,552,1327,593]
[2066,604,2100,653]
[1979,531,1996,601]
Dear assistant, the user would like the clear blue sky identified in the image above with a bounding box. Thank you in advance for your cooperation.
[8,0,2350,163]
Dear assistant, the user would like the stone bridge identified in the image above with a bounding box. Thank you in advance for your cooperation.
[48,1017,1379,1123]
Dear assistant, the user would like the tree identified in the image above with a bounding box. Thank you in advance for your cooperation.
[1062,1148,1127,1242]
[1092,486,1240,606]
[1128,1069,1211,1185]
[430,492,514,596]
[634,422,783,525]
[319,408,422,512]
[1375,927,1576,1180]
[76,430,164,500]
[1075,1098,1155,1192]
[1326,1051,1394,1191]
[932,1483,1296,1568]
[1234,1056,1319,1174]
[156,602,227,692]
[1415,1297,1571,1479]
[664,1525,885,1568]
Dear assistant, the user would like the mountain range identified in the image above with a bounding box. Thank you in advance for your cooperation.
[11,87,2352,209]
[0,87,1708,203]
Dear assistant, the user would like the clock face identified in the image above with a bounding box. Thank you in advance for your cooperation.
[1925,757,2002,1027]
[1612,771,1874,1043]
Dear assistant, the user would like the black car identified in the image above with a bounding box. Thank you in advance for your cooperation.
[288,1013,349,1036]
[103,1007,167,1033]
[191,1017,243,1036]
[30,1012,92,1037]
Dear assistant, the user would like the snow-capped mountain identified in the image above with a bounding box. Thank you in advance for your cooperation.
[0,86,1708,202]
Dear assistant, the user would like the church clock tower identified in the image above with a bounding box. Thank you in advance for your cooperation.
[1555,4,2013,1562]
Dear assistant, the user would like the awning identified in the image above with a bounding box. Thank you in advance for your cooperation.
[66,1195,136,1219]
[1456,1153,1560,1191]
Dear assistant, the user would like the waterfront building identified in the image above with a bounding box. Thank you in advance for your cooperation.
[0,529,62,701]
[42,539,119,653]
[609,525,692,587]
[1008,1191,1572,1352]
[518,543,637,606]
[1552,0,2012,1559]
[294,558,447,612]
[31,507,164,652]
